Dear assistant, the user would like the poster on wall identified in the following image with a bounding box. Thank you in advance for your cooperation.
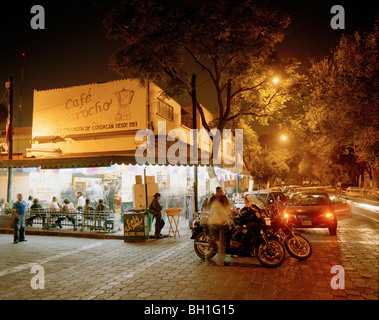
[32,79,147,138]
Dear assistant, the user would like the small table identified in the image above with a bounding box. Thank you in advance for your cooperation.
[165,208,181,239]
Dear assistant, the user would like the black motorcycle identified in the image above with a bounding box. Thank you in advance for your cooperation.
[268,213,312,260]
[266,200,312,260]
[191,212,286,268]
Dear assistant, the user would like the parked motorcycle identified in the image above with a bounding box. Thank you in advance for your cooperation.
[191,211,286,268]
[266,199,312,260]
[265,214,312,260]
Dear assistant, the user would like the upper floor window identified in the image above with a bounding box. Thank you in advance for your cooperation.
[157,99,174,121]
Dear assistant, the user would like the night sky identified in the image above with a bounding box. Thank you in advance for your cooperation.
[0,0,377,132]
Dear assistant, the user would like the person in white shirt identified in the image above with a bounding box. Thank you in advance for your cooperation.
[25,196,33,221]
[61,199,77,228]
[49,197,64,228]
[49,197,62,211]
[76,192,85,211]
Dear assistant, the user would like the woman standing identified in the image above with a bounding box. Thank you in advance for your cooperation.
[149,193,165,239]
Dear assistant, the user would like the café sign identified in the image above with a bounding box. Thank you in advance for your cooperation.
[32,79,147,138]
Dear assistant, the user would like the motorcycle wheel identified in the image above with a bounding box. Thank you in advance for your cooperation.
[256,239,286,268]
[285,235,312,260]
[194,232,217,260]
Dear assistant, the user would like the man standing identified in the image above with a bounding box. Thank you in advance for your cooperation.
[12,193,27,244]
[209,187,229,207]
[208,187,230,265]
[105,183,116,212]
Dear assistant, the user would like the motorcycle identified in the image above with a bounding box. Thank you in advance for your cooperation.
[266,198,312,260]
[191,210,286,268]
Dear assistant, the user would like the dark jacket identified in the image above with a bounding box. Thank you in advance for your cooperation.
[149,199,162,217]
[209,195,229,207]
[239,205,261,224]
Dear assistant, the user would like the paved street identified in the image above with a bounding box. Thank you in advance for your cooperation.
[0,202,378,302]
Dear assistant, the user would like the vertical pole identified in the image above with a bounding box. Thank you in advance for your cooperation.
[191,74,198,213]
[19,53,25,127]
[7,77,14,204]
[143,167,147,209]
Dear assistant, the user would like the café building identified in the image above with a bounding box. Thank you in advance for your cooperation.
[0,79,251,218]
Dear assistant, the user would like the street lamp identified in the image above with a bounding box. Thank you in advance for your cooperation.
[272,77,279,84]
[281,135,287,141]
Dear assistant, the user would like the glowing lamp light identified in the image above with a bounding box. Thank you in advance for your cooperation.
[273,77,279,84]
[281,135,287,141]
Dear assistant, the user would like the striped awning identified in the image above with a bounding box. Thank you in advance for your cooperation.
[0,154,136,169]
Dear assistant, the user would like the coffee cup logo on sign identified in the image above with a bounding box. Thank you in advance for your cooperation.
[115,88,135,121]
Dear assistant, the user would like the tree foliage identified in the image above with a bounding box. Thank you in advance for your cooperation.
[103,0,304,133]
[299,27,378,183]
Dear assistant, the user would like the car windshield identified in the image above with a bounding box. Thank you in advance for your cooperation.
[289,194,330,206]
[244,194,265,209]
[256,193,268,203]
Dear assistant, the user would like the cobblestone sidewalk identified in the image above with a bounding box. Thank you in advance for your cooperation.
[0,214,377,300]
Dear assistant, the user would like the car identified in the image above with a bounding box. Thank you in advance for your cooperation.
[282,185,302,198]
[345,187,364,198]
[244,189,289,214]
[336,182,356,196]
[325,189,351,215]
[366,188,379,202]
[283,191,338,235]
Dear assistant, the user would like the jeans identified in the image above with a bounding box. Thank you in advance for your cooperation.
[210,224,226,265]
[14,217,26,242]
[154,213,165,237]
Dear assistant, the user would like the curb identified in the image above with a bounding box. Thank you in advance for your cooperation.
[0,227,125,240]
[0,228,183,241]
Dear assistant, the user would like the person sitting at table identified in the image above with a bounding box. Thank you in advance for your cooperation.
[49,197,64,228]
[95,199,109,229]
[49,197,62,211]
[26,198,45,227]
[84,198,95,211]
[59,199,78,228]
[95,199,108,211]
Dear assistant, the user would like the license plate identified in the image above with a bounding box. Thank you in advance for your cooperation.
[301,220,312,226]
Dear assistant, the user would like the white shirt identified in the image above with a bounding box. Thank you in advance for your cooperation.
[65,202,75,210]
[77,196,85,208]
[49,201,60,210]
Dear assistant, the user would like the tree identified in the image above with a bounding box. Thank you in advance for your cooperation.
[301,26,379,185]
[103,0,304,134]
[253,146,290,187]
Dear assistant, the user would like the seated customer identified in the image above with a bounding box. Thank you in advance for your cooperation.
[26,198,44,226]
[95,199,109,229]
[95,199,109,211]
[58,199,78,228]
[83,198,95,211]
